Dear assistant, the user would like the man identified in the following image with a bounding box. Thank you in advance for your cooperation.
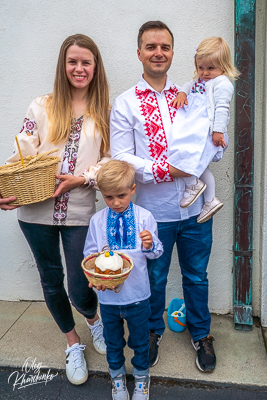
[110,21,216,374]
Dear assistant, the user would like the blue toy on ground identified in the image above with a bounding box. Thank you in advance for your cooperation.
[167,298,187,332]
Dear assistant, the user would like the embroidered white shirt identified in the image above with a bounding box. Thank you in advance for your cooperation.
[83,203,163,305]
[6,96,110,226]
[110,76,204,222]
[179,75,234,134]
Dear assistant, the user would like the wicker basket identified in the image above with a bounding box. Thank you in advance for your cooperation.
[81,247,134,293]
[0,149,60,206]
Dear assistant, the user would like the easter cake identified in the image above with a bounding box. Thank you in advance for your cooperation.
[95,250,123,275]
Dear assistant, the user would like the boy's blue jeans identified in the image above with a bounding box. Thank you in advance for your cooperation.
[19,221,98,333]
[147,215,213,341]
[100,299,151,378]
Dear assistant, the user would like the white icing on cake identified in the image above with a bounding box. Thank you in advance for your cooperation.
[95,252,123,272]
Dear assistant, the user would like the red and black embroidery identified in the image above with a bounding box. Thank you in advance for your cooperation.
[135,85,178,183]
[20,118,36,136]
[53,117,83,225]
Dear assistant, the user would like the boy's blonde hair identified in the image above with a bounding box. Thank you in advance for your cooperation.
[193,37,240,81]
[97,160,136,193]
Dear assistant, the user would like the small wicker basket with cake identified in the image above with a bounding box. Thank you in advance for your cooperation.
[81,246,134,293]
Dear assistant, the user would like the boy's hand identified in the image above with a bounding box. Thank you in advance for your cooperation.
[89,282,116,292]
[212,131,226,148]
[140,230,153,250]
[171,92,188,109]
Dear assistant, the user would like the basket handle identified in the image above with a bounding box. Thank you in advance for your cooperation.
[101,245,111,253]
[27,149,59,166]
[113,283,124,293]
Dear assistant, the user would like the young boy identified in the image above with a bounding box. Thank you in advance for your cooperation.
[83,160,163,400]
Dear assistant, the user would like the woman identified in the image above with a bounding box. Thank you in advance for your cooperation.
[1,34,110,385]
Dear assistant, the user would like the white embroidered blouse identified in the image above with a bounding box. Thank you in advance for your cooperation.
[83,202,163,305]
[6,96,110,226]
[110,76,204,222]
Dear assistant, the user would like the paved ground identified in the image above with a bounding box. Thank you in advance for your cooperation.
[1,368,267,400]
[0,300,267,400]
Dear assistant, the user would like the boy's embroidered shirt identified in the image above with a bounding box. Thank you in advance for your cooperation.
[107,202,136,250]
[83,203,163,305]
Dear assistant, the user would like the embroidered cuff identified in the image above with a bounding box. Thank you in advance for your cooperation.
[152,162,174,183]
[142,242,155,253]
[80,170,95,188]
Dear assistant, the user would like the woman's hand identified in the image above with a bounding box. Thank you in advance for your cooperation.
[171,92,188,109]
[212,132,226,148]
[140,230,153,250]
[52,175,85,198]
[0,196,20,210]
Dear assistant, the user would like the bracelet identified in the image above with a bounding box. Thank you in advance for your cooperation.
[79,171,95,188]
[80,178,95,188]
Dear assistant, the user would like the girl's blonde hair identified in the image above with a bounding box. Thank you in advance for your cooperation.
[97,160,135,193]
[46,34,110,154]
[193,37,240,81]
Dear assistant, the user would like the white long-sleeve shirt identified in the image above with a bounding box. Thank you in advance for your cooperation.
[179,75,234,134]
[110,76,203,222]
[6,96,110,226]
[83,202,163,305]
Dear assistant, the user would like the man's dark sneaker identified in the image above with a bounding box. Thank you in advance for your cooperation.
[191,335,216,372]
[149,331,162,367]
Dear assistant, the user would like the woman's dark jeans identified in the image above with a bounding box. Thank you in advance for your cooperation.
[19,221,97,333]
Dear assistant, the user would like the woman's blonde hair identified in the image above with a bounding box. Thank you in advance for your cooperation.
[46,34,110,153]
[97,160,136,193]
[193,37,240,81]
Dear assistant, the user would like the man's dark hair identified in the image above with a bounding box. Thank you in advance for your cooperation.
[137,20,174,49]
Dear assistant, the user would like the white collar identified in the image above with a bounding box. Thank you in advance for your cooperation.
[136,75,174,94]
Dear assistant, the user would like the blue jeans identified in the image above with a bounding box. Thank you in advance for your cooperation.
[19,221,98,333]
[147,215,212,341]
[100,299,151,378]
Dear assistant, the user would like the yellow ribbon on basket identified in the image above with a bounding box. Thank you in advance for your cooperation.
[15,136,25,168]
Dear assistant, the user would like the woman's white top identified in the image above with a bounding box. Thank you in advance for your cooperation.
[6,96,110,226]
[167,75,234,177]
[83,202,163,305]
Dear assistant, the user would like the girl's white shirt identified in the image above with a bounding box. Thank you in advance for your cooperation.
[6,96,110,226]
[179,75,234,134]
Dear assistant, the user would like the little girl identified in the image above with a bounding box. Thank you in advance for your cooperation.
[167,37,239,223]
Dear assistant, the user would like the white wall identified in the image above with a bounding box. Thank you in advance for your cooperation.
[0,0,264,320]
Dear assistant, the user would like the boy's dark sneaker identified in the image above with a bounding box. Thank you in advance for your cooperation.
[191,335,216,372]
[149,331,162,367]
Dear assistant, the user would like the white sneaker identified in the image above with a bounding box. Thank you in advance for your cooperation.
[111,373,130,400]
[197,197,224,223]
[132,375,150,400]
[65,343,88,385]
[86,316,106,355]
[180,179,206,208]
